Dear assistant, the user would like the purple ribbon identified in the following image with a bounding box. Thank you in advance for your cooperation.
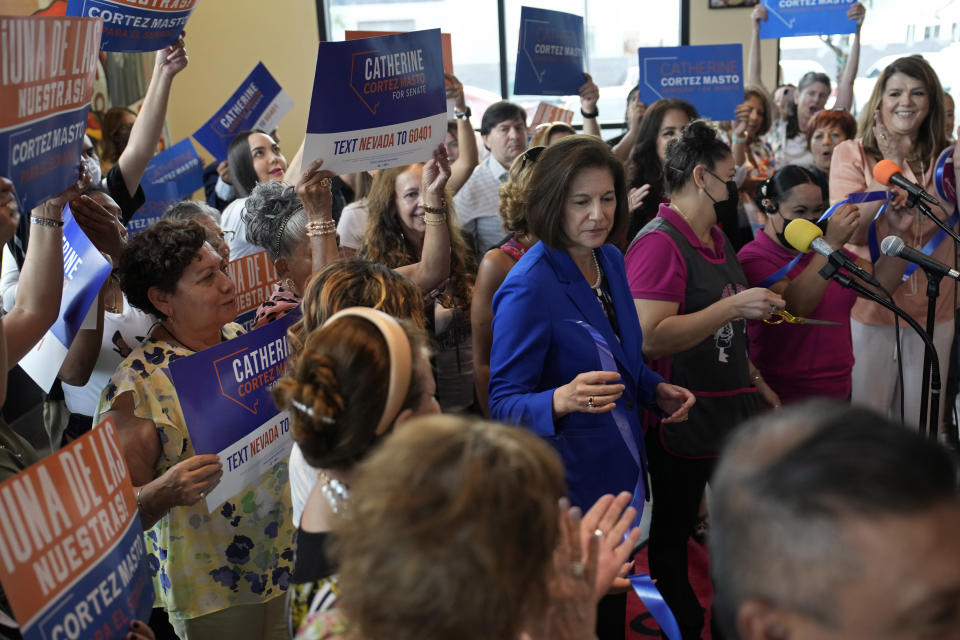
[569,320,645,527]
[629,573,682,640]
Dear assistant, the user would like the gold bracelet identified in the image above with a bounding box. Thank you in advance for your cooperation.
[136,487,148,514]
[424,213,446,226]
[305,219,337,237]
[422,200,446,215]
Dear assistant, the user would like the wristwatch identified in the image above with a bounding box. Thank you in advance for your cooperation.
[454,106,472,120]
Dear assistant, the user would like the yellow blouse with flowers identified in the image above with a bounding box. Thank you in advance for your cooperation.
[94,323,295,621]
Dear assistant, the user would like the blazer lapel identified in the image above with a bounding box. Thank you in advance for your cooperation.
[545,246,638,385]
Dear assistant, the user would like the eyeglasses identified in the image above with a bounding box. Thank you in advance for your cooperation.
[520,145,546,170]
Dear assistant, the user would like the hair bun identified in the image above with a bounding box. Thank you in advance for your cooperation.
[680,119,718,147]
[272,351,344,444]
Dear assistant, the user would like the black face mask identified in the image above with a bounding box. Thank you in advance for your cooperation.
[705,169,739,232]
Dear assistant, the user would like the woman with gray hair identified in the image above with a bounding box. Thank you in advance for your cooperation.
[162,200,230,261]
[244,160,340,328]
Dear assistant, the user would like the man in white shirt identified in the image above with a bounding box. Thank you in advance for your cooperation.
[453,101,528,258]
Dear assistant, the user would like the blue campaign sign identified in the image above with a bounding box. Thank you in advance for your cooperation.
[303,29,448,174]
[513,6,585,96]
[126,138,203,234]
[66,0,196,52]
[193,62,294,161]
[0,16,102,213]
[52,206,114,348]
[759,0,856,39]
[170,312,298,510]
[637,44,743,122]
[169,311,299,456]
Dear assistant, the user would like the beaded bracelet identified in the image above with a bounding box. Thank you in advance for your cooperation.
[30,216,64,228]
[422,200,446,215]
[424,213,447,226]
[305,219,337,237]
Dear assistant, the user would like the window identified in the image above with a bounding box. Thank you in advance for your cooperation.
[504,0,681,127]
[326,0,502,119]
[779,0,960,115]
[324,0,681,127]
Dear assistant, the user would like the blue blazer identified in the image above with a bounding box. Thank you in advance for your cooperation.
[489,242,665,509]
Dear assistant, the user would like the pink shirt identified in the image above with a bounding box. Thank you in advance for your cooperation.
[625,205,732,307]
[738,231,857,404]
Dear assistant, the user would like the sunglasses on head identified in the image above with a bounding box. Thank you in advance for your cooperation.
[520,145,546,170]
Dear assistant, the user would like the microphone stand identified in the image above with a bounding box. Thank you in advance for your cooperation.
[912,193,960,244]
[819,261,941,438]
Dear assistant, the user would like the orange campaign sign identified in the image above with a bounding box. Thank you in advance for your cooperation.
[0,418,154,639]
[227,250,280,331]
[345,30,454,75]
[0,16,103,211]
[529,102,575,128]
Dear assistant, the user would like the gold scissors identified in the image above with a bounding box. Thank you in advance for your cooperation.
[764,309,843,326]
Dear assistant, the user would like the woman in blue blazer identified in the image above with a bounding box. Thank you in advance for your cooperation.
[489,136,695,513]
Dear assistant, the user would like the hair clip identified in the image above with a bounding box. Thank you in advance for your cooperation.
[291,399,315,417]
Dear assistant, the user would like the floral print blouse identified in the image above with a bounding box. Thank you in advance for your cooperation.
[93,324,295,621]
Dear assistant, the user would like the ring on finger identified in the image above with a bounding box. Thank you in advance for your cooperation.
[319,177,332,189]
[587,396,595,408]
[594,528,604,538]
[570,561,585,577]
[199,491,205,499]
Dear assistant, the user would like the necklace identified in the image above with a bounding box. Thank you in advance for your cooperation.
[590,249,602,289]
[317,470,350,515]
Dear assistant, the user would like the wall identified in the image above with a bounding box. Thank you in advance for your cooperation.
[688,1,779,94]
[163,0,320,166]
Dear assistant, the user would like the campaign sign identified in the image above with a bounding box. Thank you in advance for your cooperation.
[228,250,280,331]
[303,29,448,175]
[346,31,454,75]
[0,16,102,213]
[169,313,298,511]
[193,62,294,162]
[126,138,203,234]
[637,44,743,121]
[0,419,154,640]
[513,7,585,96]
[759,0,856,40]
[529,102,575,128]
[19,204,113,392]
[66,0,196,52]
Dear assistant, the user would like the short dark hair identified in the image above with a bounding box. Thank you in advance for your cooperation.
[117,219,209,320]
[526,135,628,249]
[227,129,268,197]
[480,101,527,136]
[710,401,958,639]
[662,119,732,194]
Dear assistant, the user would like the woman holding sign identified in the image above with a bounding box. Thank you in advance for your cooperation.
[830,55,957,433]
[94,219,293,640]
[362,147,472,412]
[748,3,866,166]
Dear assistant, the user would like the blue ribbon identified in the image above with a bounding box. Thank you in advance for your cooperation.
[756,192,885,288]
[569,320,645,527]
[934,146,955,205]
[629,573,682,640]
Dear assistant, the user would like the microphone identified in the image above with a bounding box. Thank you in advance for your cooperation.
[873,159,941,207]
[784,219,883,288]
[880,235,960,280]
